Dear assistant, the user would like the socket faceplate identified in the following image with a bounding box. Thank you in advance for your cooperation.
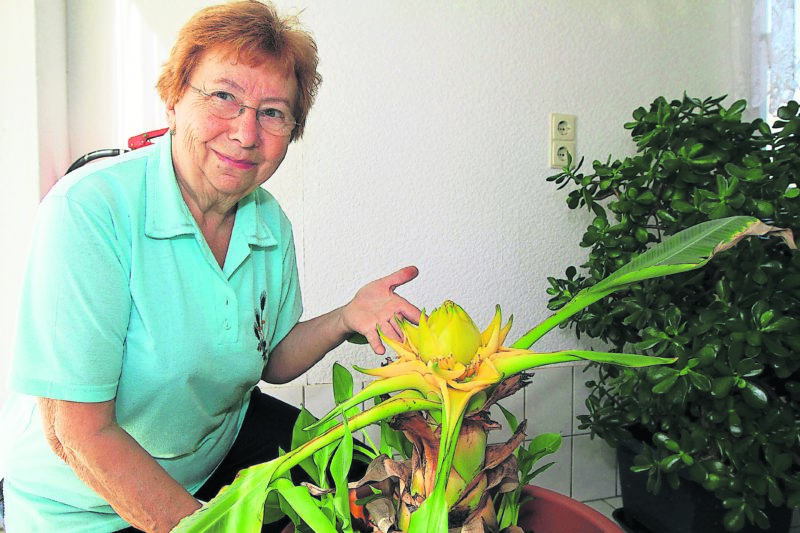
[551,113,576,141]
[549,113,577,168]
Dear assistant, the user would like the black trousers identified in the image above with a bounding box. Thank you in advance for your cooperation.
[116,387,311,533]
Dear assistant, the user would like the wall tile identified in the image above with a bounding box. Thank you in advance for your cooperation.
[526,365,573,437]
[571,433,617,501]
[487,386,525,445]
[258,382,303,406]
[572,362,598,435]
[303,383,337,419]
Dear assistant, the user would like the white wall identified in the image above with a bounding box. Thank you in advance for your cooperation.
[0,0,69,408]
[3,0,755,501]
[0,2,36,410]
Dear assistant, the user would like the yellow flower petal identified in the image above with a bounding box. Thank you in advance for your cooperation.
[497,315,514,346]
[359,359,429,378]
[431,358,467,382]
[480,305,502,346]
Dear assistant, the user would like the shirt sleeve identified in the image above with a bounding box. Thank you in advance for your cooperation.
[11,191,131,402]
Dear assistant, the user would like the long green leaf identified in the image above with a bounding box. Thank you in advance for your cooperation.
[273,478,338,533]
[291,406,331,486]
[173,395,441,532]
[173,461,279,532]
[330,414,354,533]
[333,362,355,407]
[493,349,674,378]
[309,373,435,430]
[511,216,791,349]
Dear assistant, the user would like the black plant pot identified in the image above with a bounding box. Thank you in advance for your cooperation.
[615,443,793,533]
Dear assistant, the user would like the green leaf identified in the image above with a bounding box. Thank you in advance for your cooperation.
[763,317,798,333]
[330,416,354,532]
[652,373,679,394]
[659,454,683,472]
[723,506,746,531]
[711,377,735,398]
[513,216,773,349]
[703,474,725,491]
[726,99,747,118]
[292,407,329,485]
[527,433,563,462]
[687,371,712,391]
[492,349,675,377]
[173,461,280,532]
[741,382,768,408]
[332,363,354,406]
[346,333,369,345]
[653,432,681,452]
[273,479,339,533]
[496,402,519,433]
[176,394,442,532]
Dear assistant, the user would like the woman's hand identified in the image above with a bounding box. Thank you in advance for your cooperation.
[340,266,421,354]
[264,266,421,383]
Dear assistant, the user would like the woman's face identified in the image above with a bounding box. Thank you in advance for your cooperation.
[167,48,298,207]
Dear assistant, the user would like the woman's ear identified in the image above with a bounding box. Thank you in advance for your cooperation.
[166,103,176,134]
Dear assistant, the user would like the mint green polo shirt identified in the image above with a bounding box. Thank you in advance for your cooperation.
[1,134,303,532]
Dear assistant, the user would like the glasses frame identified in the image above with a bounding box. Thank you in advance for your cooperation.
[188,84,298,137]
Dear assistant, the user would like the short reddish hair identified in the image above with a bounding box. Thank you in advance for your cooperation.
[157,0,321,141]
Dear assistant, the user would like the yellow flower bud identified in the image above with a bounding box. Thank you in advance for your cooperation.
[416,301,482,365]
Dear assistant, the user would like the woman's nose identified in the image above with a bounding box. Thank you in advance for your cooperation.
[229,107,260,147]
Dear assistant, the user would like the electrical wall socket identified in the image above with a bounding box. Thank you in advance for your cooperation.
[550,141,576,169]
[549,113,577,169]
[551,113,576,141]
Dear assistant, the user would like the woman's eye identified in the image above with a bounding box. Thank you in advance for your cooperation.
[259,108,285,120]
[210,91,237,103]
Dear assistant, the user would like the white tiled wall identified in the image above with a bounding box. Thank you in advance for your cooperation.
[260,361,619,501]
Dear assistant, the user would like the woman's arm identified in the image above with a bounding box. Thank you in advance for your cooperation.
[263,266,420,384]
[38,397,201,533]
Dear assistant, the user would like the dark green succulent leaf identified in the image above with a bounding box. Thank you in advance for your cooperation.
[711,377,735,398]
[741,382,768,408]
[723,507,745,532]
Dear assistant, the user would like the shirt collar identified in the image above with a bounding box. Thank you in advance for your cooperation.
[144,134,277,249]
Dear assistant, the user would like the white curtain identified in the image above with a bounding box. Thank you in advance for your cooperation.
[764,0,799,120]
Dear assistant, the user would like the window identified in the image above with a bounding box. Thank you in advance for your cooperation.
[762,0,799,122]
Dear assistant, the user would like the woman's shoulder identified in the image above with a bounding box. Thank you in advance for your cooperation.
[251,186,292,223]
[46,147,153,211]
[246,186,297,247]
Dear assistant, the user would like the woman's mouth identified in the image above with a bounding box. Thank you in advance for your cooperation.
[215,150,256,170]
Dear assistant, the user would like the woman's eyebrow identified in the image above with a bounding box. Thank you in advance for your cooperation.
[209,77,292,107]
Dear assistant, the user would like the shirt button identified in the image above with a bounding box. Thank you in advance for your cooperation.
[223,319,231,330]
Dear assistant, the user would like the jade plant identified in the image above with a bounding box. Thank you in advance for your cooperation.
[546,95,799,531]
[173,216,793,533]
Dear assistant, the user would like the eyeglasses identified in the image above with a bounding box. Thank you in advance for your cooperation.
[188,84,298,137]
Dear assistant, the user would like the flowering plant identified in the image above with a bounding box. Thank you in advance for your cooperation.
[174,216,791,533]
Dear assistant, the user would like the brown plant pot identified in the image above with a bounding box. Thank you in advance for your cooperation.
[280,485,623,533]
[517,485,623,533]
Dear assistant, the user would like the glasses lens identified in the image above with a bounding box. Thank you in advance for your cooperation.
[207,94,241,119]
[258,116,295,136]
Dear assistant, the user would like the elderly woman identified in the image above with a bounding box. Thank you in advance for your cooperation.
[0,2,419,532]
